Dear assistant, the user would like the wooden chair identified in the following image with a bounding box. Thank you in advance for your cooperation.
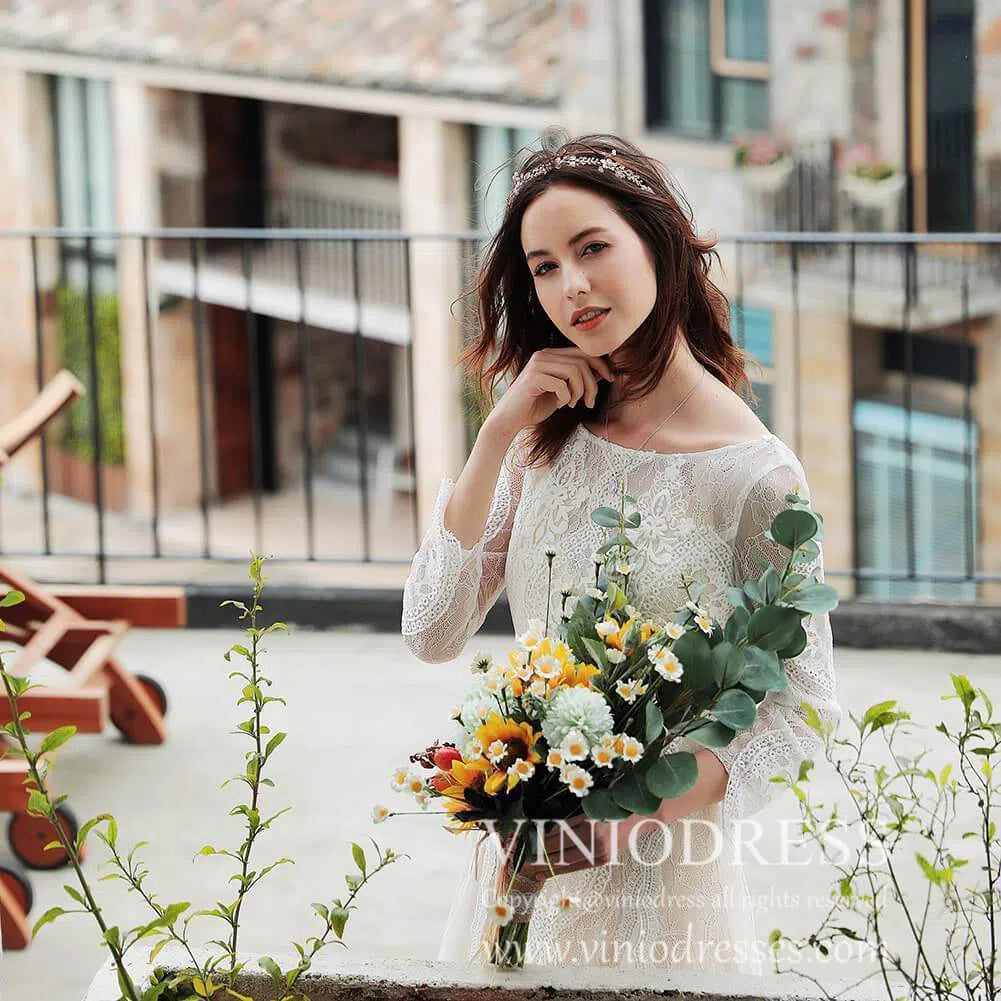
[0,371,185,949]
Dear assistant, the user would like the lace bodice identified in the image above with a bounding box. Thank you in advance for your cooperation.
[401,423,841,971]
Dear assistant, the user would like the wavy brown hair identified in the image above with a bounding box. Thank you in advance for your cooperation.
[458,130,754,470]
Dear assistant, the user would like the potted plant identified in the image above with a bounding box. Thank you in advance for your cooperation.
[837,144,906,210]
[732,133,795,194]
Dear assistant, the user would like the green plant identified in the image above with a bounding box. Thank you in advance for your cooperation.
[0,556,405,1000]
[769,675,999,1000]
[57,282,126,465]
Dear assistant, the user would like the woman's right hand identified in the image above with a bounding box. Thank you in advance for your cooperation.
[484,347,616,440]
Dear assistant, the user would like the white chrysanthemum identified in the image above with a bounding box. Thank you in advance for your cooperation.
[528,678,549,699]
[541,686,614,748]
[650,647,684,682]
[666,622,686,640]
[591,745,617,768]
[390,766,411,792]
[562,765,594,798]
[491,899,514,926]
[595,618,619,638]
[518,618,547,649]
[606,648,626,664]
[486,739,507,764]
[372,803,390,824]
[585,587,606,600]
[560,729,590,761]
[508,759,535,780]
[619,736,644,762]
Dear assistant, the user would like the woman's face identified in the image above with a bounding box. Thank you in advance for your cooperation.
[520,182,657,359]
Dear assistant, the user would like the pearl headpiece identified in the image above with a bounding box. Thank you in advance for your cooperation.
[507,148,655,208]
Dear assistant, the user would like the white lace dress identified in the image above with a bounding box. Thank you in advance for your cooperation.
[401,424,841,974]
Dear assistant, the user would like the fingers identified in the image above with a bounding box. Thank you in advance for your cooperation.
[533,373,571,407]
[552,348,616,385]
[536,357,596,408]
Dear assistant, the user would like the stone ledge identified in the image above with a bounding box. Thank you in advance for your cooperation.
[186,584,1001,653]
[84,950,892,1001]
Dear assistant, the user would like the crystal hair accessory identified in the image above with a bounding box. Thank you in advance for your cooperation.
[507,149,655,207]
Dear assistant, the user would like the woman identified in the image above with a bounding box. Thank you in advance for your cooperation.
[401,132,841,974]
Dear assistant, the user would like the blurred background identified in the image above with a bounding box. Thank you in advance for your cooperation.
[0,0,999,997]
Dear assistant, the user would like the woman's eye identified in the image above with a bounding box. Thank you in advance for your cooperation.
[532,242,606,278]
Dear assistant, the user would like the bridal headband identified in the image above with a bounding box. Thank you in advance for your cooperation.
[507,148,656,208]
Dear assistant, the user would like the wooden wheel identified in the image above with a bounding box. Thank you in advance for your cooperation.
[8,804,83,870]
[0,863,33,950]
[109,673,168,744]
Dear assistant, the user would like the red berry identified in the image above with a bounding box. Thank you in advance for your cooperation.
[432,746,463,771]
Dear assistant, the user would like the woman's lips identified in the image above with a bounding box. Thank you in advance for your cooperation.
[573,308,610,331]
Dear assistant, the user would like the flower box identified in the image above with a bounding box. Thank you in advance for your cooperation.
[737,157,795,194]
[839,171,906,210]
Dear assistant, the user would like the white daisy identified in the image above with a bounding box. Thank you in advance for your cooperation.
[606,648,626,665]
[414,790,431,809]
[533,654,562,680]
[616,562,632,575]
[562,765,594,797]
[560,729,590,761]
[695,613,713,635]
[462,737,484,759]
[372,804,390,824]
[486,739,507,764]
[619,736,645,762]
[491,899,514,926]
[598,733,619,750]
[616,679,639,703]
[405,773,425,795]
[685,599,706,617]
[518,618,547,649]
[508,759,536,780]
[390,766,411,792]
[595,619,620,638]
[585,587,606,600]
[650,647,684,682]
[528,678,550,698]
[591,745,617,768]
[546,747,567,770]
[666,622,686,640]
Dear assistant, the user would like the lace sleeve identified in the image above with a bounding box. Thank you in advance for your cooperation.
[401,433,528,664]
[709,458,841,830]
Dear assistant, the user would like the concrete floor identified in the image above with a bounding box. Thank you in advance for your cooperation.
[2,623,997,1001]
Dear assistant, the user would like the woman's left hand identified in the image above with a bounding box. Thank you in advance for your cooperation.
[516,813,651,881]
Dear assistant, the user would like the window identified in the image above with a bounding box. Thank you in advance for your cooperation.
[854,400,978,601]
[732,300,774,429]
[645,0,770,140]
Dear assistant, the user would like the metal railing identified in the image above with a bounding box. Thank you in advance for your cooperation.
[0,227,999,603]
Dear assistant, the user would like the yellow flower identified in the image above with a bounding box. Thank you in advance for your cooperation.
[553,660,600,690]
[602,616,639,652]
[473,712,543,792]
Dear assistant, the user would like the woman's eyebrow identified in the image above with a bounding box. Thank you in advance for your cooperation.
[525,227,608,262]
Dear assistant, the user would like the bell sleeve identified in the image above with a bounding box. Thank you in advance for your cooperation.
[401,431,528,664]
[709,457,842,831]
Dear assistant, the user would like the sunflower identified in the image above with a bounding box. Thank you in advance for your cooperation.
[472,712,543,792]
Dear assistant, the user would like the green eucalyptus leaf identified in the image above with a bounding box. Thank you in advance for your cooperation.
[740,646,786,692]
[776,624,809,660]
[784,582,839,614]
[645,701,664,743]
[712,689,758,730]
[670,629,714,690]
[710,641,745,688]
[610,771,661,816]
[644,752,698,798]
[684,721,736,748]
[770,509,819,550]
[581,787,631,821]
[590,506,623,528]
[746,605,802,651]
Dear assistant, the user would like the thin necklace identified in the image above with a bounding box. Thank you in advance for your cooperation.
[602,366,706,454]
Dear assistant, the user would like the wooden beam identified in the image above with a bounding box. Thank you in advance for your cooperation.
[0,688,108,734]
[0,370,85,460]
[51,586,187,628]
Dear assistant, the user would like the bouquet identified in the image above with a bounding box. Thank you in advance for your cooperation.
[382,481,838,968]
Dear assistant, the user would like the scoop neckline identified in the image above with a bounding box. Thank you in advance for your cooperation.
[577,422,776,458]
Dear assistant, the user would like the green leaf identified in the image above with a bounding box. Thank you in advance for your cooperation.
[670,630,714,691]
[684,721,736,748]
[581,787,631,821]
[801,701,824,735]
[0,590,25,608]
[644,753,698,798]
[330,906,350,938]
[710,641,745,688]
[770,509,819,550]
[785,582,839,615]
[776,624,808,660]
[746,605,802,652]
[40,725,77,755]
[610,771,661,815]
[63,884,85,906]
[590,506,624,528]
[27,789,51,818]
[148,936,171,964]
[711,689,757,730]
[582,637,609,669]
[740,646,786,693]
[103,925,121,950]
[32,906,68,937]
[644,701,664,744]
[258,956,283,989]
[726,587,751,612]
[758,565,781,604]
[264,732,287,760]
[351,842,367,875]
[624,511,641,529]
[723,606,750,645]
